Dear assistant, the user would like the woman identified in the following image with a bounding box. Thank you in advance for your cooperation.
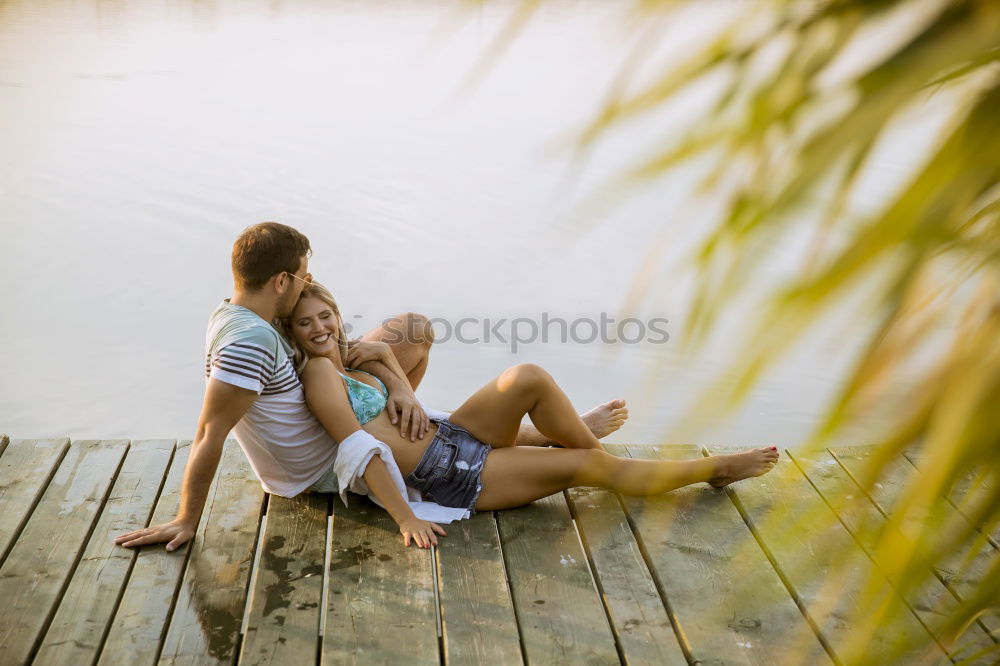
[284,282,779,549]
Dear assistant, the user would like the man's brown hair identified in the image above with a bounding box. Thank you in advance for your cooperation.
[232,222,312,290]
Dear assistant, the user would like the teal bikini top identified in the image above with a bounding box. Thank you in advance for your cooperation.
[339,369,388,425]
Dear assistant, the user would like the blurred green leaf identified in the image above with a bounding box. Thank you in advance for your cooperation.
[540,0,1000,662]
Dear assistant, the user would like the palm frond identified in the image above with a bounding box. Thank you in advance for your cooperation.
[560,1,1000,662]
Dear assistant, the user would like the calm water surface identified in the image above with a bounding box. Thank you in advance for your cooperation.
[0,1,913,445]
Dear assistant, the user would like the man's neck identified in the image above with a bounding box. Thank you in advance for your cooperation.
[229,290,278,322]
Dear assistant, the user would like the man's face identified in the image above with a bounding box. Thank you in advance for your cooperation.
[276,255,311,318]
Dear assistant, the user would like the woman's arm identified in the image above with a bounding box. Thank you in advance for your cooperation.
[361,456,446,548]
[301,357,443,548]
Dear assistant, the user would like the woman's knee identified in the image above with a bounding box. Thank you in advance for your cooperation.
[497,363,553,393]
[554,448,617,487]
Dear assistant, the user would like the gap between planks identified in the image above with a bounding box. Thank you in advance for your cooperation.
[562,489,629,665]
[489,510,529,666]
[0,438,72,570]
[607,445,693,663]
[24,440,133,665]
[697,445,841,665]
[785,448,957,661]
[96,441,182,664]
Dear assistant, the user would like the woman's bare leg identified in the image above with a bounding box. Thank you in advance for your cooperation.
[474,446,780,510]
[448,363,604,450]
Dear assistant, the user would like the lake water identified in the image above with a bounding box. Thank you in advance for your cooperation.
[0,0,915,446]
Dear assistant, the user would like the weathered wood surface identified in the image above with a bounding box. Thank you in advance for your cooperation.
[903,448,1000,644]
[1,438,986,665]
[568,444,686,666]
[792,449,965,664]
[98,441,195,666]
[323,495,438,666]
[904,449,1000,549]
[35,440,176,666]
[0,438,70,565]
[717,444,943,665]
[240,493,327,666]
[497,491,619,665]
[623,444,832,665]
[436,510,522,665]
[0,439,129,665]
[828,446,999,657]
[158,441,265,666]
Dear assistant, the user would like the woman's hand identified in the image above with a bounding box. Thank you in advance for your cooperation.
[399,517,447,548]
[345,340,390,367]
[114,518,196,552]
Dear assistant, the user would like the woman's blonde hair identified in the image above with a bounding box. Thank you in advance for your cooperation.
[276,281,350,374]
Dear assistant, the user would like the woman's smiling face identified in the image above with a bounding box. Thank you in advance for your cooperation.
[291,295,342,358]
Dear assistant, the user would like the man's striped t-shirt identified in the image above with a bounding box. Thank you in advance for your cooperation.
[204,300,338,497]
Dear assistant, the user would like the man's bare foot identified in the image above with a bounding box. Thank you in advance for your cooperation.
[516,399,629,446]
[707,447,780,488]
[582,399,629,439]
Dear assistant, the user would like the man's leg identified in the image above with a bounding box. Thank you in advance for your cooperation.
[364,313,629,443]
[517,399,628,446]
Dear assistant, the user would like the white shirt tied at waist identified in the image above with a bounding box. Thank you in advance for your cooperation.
[332,425,471,524]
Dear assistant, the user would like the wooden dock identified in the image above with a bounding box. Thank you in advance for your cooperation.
[0,434,996,665]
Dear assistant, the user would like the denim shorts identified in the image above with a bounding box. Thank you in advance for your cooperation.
[405,419,491,514]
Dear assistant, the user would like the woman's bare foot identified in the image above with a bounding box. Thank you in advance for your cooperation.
[707,447,780,488]
[582,399,629,439]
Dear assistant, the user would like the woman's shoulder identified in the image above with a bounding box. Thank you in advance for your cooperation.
[300,357,351,402]
[301,356,343,379]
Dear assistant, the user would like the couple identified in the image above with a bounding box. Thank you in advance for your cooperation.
[115,222,779,551]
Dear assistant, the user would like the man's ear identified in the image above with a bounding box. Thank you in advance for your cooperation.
[271,271,289,294]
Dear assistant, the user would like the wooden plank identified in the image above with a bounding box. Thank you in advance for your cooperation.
[622,444,832,665]
[35,440,177,666]
[322,494,438,666]
[0,439,130,665]
[239,493,327,666]
[904,449,1000,548]
[566,446,686,664]
[155,441,265,666]
[793,448,964,664]
[716,444,951,665]
[98,441,194,666]
[0,438,71,565]
[436,510,522,665]
[496,491,619,664]
[828,446,999,657]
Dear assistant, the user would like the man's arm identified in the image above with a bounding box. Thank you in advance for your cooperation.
[347,341,429,441]
[346,340,409,385]
[114,379,257,551]
[360,358,429,441]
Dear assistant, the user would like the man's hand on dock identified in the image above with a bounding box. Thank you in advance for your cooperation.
[113,519,196,552]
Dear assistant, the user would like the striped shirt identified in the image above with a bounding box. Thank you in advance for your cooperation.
[205,300,338,497]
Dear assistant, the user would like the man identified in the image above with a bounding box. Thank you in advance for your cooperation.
[114,222,627,551]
